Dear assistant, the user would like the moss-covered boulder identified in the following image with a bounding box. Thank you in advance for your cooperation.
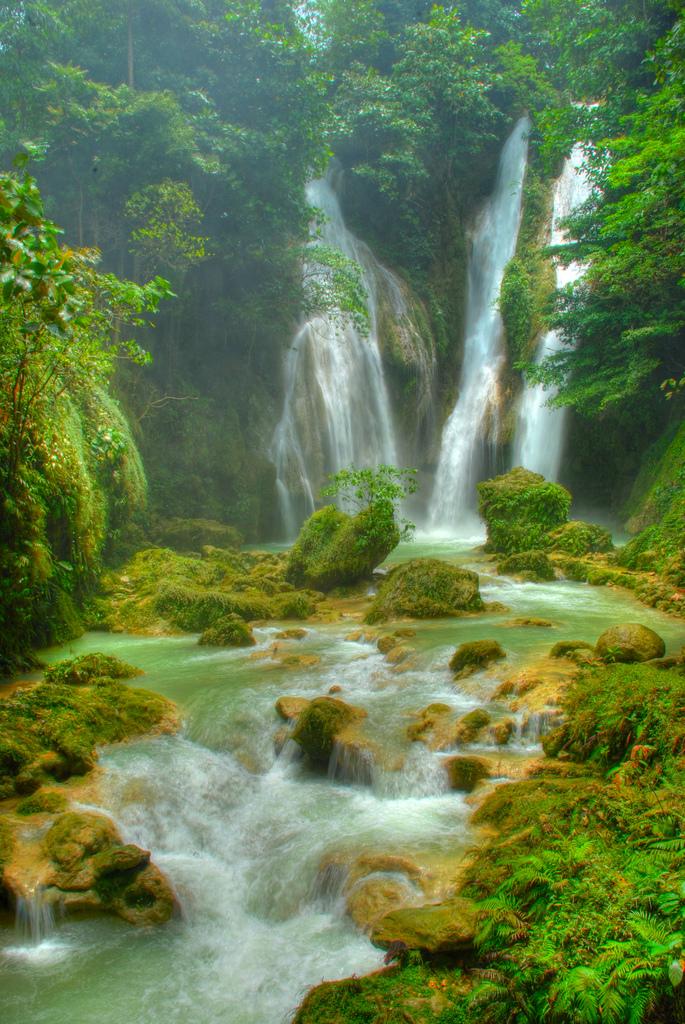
[0,662,177,796]
[152,517,243,551]
[198,614,255,647]
[490,718,515,746]
[16,790,68,816]
[444,755,491,791]
[497,550,555,582]
[45,653,142,685]
[449,640,506,679]
[550,640,595,660]
[477,467,571,554]
[371,897,478,954]
[42,812,175,925]
[286,505,399,592]
[454,708,492,743]
[548,521,614,556]
[291,696,367,765]
[595,624,666,664]
[366,559,483,624]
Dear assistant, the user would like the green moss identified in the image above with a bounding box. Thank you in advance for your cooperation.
[291,697,365,765]
[16,790,68,815]
[0,668,175,795]
[286,505,400,592]
[497,549,555,581]
[45,652,143,685]
[198,614,255,647]
[271,590,317,619]
[151,517,243,551]
[366,559,483,624]
[548,520,614,556]
[500,258,534,361]
[449,642,506,678]
[477,467,571,554]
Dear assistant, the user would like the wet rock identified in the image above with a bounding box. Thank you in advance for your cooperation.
[377,635,400,655]
[490,718,516,746]
[279,653,321,670]
[497,550,555,582]
[291,697,367,766]
[444,756,491,792]
[385,645,414,665]
[595,623,665,663]
[275,628,307,640]
[328,684,342,694]
[449,640,506,679]
[328,732,377,785]
[371,897,478,954]
[346,875,418,932]
[549,640,595,660]
[454,708,492,743]
[366,559,483,623]
[477,467,571,554]
[504,617,553,628]
[275,696,311,721]
[406,704,458,751]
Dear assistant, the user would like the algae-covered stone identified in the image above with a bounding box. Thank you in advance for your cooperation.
[548,520,614,556]
[366,559,483,624]
[198,614,255,647]
[497,550,555,582]
[16,790,68,816]
[371,897,478,954]
[275,628,307,640]
[449,640,506,679]
[595,624,665,663]
[490,719,515,746]
[152,517,243,551]
[45,653,143,685]
[477,467,571,554]
[550,640,595,660]
[291,697,367,765]
[271,591,317,620]
[455,708,492,743]
[286,505,399,592]
[444,755,491,791]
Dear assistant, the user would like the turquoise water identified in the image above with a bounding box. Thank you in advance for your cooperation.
[1,539,682,1024]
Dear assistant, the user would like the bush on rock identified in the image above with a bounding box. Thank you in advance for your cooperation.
[477,467,571,554]
[366,559,483,623]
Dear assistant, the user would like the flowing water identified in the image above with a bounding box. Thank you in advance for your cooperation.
[2,537,684,1024]
[429,118,530,532]
[271,173,434,539]
[512,145,592,478]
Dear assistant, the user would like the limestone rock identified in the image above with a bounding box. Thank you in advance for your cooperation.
[291,697,367,766]
[366,559,483,623]
[444,755,491,792]
[449,640,506,679]
[595,624,665,663]
[275,696,311,721]
[371,897,478,954]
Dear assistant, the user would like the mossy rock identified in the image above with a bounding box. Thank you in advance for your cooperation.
[366,559,483,624]
[45,653,143,685]
[455,708,492,743]
[275,696,311,721]
[155,583,273,631]
[449,640,506,679]
[371,897,478,954]
[490,719,515,745]
[198,614,255,647]
[477,467,571,554]
[548,521,614,556]
[595,624,666,664]
[152,517,243,551]
[286,505,399,592]
[550,640,595,660]
[444,755,491,791]
[291,697,367,765]
[16,790,68,816]
[497,550,555,582]
[271,590,316,620]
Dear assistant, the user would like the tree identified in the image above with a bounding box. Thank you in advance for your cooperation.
[321,464,417,540]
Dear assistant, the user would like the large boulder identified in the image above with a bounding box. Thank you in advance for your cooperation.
[477,467,571,554]
[497,550,555,582]
[449,640,506,679]
[444,755,491,792]
[286,505,399,592]
[595,624,666,663]
[291,696,367,766]
[366,559,483,624]
[371,897,478,954]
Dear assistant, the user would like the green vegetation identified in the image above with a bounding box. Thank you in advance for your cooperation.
[497,549,556,581]
[366,559,484,624]
[0,655,175,798]
[548,520,614,556]
[478,467,571,554]
[198,615,256,648]
[449,642,506,679]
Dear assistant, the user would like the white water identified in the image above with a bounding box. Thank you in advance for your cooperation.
[271,173,434,539]
[429,118,530,532]
[512,145,591,479]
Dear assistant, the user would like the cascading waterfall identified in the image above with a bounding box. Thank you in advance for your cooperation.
[271,171,434,539]
[429,117,530,533]
[512,145,591,479]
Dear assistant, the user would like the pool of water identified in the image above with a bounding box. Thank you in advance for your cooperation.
[1,538,682,1023]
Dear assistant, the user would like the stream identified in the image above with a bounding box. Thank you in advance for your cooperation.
[2,538,683,1024]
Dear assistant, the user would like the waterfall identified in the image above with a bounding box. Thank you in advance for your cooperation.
[271,172,434,540]
[512,145,591,479]
[15,888,55,945]
[429,117,530,533]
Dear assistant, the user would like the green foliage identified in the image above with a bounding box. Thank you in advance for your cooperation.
[548,520,614,556]
[125,180,209,275]
[497,549,556,582]
[198,614,255,648]
[0,663,174,795]
[322,464,417,541]
[16,790,68,815]
[44,652,142,685]
[499,258,534,362]
[477,467,571,555]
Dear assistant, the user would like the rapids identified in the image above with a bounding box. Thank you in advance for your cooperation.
[2,538,683,1024]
